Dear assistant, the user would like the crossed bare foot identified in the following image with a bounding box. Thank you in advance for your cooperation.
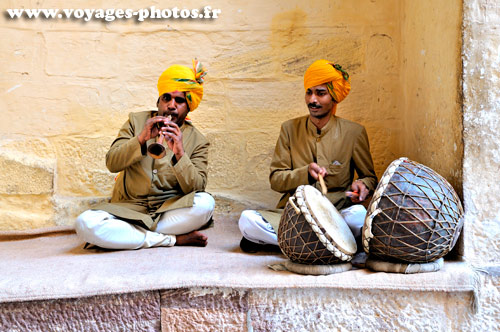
[175,230,208,247]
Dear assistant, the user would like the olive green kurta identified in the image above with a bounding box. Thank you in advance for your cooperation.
[264,115,377,232]
[94,111,209,230]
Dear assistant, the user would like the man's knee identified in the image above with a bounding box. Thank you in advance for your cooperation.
[193,192,215,216]
[75,210,102,243]
[341,204,367,239]
[238,210,261,233]
[342,204,367,219]
[75,210,94,233]
[75,210,111,234]
[239,210,254,227]
[238,210,278,245]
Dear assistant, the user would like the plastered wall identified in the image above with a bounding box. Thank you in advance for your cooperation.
[400,0,463,194]
[400,0,465,259]
[0,0,402,228]
[1,0,500,330]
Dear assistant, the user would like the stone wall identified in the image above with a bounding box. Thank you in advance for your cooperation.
[400,0,463,194]
[462,0,500,328]
[1,0,499,330]
[0,287,481,332]
[0,0,401,228]
[399,0,466,258]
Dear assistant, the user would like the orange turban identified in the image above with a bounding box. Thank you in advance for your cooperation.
[157,59,206,112]
[303,59,351,104]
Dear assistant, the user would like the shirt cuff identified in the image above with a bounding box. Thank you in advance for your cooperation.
[296,165,311,187]
[140,138,147,156]
[356,178,373,192]
[127,136,146,163]
[172,153,190,174]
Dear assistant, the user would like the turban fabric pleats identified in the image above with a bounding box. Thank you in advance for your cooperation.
[304,59,351,104]
[157,59,206,112]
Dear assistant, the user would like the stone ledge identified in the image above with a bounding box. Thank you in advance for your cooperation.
[0,284,477,332]
[160,286,476,332]
[0,189,478,331]
[0,291,161,332]
[0,229,476,304]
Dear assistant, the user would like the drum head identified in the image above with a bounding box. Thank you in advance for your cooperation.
[302,186,357,255]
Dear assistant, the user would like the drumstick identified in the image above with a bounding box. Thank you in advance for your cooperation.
[318,174,327,196]
[345,190,359,199]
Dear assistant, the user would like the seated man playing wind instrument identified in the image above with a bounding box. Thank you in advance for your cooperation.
[76,60,214,249]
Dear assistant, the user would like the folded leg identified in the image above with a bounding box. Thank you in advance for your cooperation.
[75,209,175,249]
[340,204,367,240]
[156,192,215,235]
[238,210,278,245]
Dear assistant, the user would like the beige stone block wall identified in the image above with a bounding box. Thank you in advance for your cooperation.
[0,291,161,331]
[161,289,248,332]
[248,288,475,331]
[400,0,463,193]
[1,0,499,329]
[159,287,476,332]
[1,0,402,228]
[398,0,465,258]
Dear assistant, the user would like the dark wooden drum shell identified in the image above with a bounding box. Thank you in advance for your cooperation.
[363,158,464,263]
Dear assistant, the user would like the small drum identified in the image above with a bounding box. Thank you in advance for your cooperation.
[278,185,357,265]
[363,158,464,263]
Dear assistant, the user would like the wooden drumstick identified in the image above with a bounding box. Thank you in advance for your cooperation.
[345,190,359,199]
[318,174,327,196]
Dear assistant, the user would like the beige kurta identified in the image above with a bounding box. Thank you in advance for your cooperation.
[264,114,378,232]
[94,111,209,230]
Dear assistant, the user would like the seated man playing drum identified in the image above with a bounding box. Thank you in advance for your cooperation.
[239,59,377,252]
[75,60,215,249]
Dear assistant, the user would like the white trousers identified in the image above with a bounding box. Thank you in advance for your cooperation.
[75,192,215,250]
[239,204,367,245]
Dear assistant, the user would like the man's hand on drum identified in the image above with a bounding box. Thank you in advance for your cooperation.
[308,163,327,181]
[348,180,369,203]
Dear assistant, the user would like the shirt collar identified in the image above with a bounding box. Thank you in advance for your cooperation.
[306,114,337,138]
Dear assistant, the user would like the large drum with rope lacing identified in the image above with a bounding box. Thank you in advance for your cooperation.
[362,158,464,263]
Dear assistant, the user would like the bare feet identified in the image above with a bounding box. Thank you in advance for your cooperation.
[175,231,208,247]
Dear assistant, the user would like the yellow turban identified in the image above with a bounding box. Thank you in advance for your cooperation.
[157,59,206,112]
[304,59,351,104]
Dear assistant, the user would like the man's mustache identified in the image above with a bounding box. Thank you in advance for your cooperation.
[308,103,321,109]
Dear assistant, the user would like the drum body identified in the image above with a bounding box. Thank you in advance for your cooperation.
[363,158,464,263]
[278,185,357,265]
